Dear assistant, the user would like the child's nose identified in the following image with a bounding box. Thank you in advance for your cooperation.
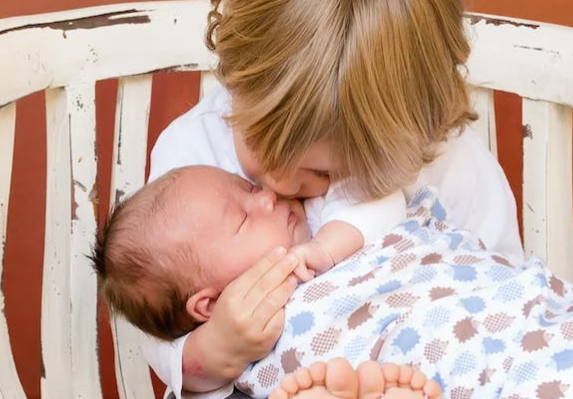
[252,189,277,212]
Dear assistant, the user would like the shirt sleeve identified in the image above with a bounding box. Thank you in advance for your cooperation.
[319,181,407,244]
[140,331,187,399]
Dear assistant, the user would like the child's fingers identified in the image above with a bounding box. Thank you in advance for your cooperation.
[242,254,299,311]
[252,275,297,329]
[226,246,288,295]
[262,307,287,343]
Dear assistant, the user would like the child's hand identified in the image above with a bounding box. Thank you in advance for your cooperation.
[197,247,299,378]
[289,241,335,281]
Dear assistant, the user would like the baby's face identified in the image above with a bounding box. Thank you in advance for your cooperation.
[173,167,311,291]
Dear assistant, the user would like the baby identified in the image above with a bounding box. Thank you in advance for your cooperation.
[92,165,406,341]
[93,167,573,399]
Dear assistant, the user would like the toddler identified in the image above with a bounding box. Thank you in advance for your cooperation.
[143,0,524,397]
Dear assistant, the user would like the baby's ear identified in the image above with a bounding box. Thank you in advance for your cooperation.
[185,288,219,322]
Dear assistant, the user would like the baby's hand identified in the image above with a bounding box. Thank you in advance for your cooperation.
[289,241,335,282]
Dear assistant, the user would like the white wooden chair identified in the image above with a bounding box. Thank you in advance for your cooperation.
[0,3,572,399]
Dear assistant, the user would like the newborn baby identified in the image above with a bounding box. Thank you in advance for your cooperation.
[92,165,405,340]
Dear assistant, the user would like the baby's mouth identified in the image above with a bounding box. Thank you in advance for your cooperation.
[287,209,298,227]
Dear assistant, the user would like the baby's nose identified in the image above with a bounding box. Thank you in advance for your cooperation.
[253,189,277,212]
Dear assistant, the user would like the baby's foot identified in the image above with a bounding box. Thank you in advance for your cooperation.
[269,358,358,399]
[356,362,442,399]
[269,359,442,399]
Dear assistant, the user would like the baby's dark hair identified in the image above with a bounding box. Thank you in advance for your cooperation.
[90,170,201,341]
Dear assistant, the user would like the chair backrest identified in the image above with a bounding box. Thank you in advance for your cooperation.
[465,14,573,282]
[0,2,214,399]
[0,3,572,399]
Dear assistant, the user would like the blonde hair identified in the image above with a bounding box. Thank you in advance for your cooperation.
[207,0,476,199]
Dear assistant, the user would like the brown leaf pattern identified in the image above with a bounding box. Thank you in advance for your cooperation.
[311,328,341,356]
[257,364,279,388]
[385,293,419,308]
[382,233,403,248]
[484,313,515,333]
[502,357,514,373]
[370,337,385,360]
[545,310,558,320]
[430,286,456,301]
[536,381,569,399]
[390,253,417,272]
[479,368,495,386]
[561,321,573,341]
[394,238,416,253]
[348,302,379,330]
[348,271,375,287]
[523,296,542,318]
[406,206,428,219]
[434,219,448,232]
[424,339,449,364]
[451,387,474,399]
[303,282,337,303]
[395,311,411,325]
[550,276,566,297]
[453,254,483,264]
[454,317,479,342]
[421,253,443,265]
[280,348,303,373]
[492,254,512,267]
[521,330,552,352]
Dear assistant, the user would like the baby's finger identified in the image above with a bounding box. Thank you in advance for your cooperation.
[244,254,299,310]
[292,263,315,283]
[252,275,297,329]
[226,247,287,295]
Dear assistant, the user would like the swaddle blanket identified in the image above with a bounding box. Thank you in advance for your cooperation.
[236,187,573,399]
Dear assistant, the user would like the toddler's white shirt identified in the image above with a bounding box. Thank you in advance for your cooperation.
[143,85,523,399]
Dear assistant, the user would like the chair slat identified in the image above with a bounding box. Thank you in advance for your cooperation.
[546,106,573,282]
[522,99,573,282]
[109,75,155,399]
[0,103,27,399]
[200,71,220,100]
[466,14,573,108]
[67,84,103,399]
[470,87,498,157]
[42,88,74,399]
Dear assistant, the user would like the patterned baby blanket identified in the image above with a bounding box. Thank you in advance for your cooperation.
[236,187,573,399]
